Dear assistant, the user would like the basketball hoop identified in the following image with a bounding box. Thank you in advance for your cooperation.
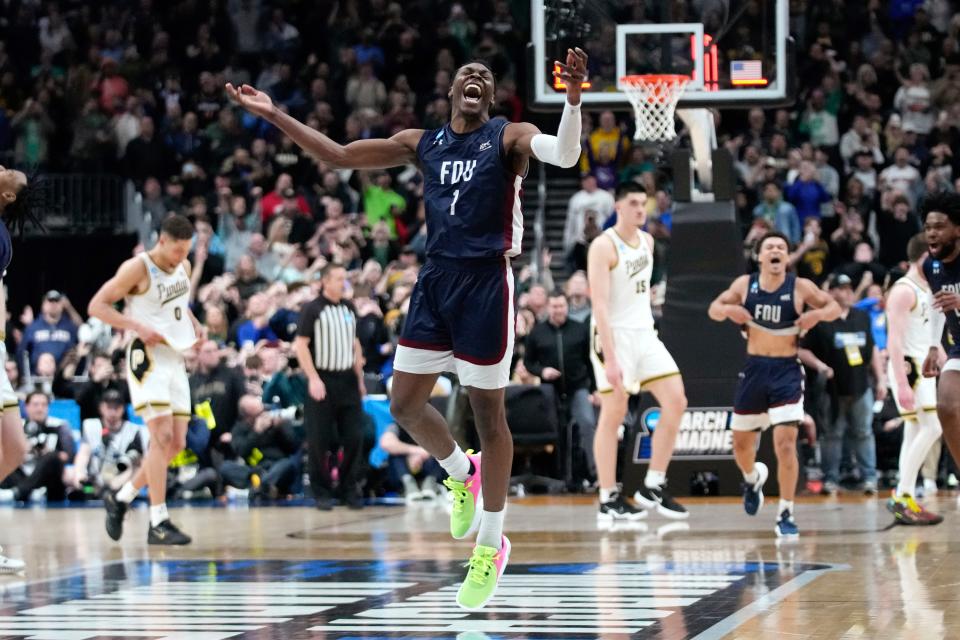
[620,74,690,142]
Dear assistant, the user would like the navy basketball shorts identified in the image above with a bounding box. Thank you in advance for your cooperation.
[394,256,514,389]
[731,355,804,431]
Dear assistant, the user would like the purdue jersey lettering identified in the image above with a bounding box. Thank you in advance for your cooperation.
[127,253,196,351]
[596,228,655,330]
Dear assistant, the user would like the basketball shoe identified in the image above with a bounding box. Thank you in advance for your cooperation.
[456,535,511,610]
[634,483,689,519]
[0,547,24,574]
[742,461,769,516]
[887,493,943,525]
[775,509,799,539]
[598,491,647,521]
[443,450,482,539]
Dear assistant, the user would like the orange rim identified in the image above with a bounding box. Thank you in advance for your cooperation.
[621,74,690,85]
[621,74,690,105]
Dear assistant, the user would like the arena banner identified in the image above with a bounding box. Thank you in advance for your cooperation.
[633,406,736,462]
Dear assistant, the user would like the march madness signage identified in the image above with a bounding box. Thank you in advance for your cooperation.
[633,406,735,462]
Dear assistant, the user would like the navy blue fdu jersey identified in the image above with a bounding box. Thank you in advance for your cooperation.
[0,219,12,277]
[923,255,960,356]
[744,272,800,335]
[416,117,523,260]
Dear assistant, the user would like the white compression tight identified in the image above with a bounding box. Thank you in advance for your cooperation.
[897,410,943,498]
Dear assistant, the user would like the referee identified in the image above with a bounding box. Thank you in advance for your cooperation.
[294,263,366,510]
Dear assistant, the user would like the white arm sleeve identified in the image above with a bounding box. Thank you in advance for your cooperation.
[931,292,946,347]
[530,101,582,168]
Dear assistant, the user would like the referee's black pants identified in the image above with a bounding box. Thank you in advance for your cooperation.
[304,370,365,498]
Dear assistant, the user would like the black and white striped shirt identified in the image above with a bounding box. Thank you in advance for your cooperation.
[296,295,357,372]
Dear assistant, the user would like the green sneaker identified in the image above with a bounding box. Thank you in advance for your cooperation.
[456,535,511,610]
[443,450,482,539]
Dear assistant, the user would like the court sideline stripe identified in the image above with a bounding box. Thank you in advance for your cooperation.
[688,563,850,640]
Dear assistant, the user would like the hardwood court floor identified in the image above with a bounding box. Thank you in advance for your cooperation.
[0,493,956,639]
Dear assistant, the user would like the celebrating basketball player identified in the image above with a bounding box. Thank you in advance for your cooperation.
[588,182,689,522]
[88,215,201,546]
[885,233,943,525]
[228,47,587,609]
[920,193,960,509]
[709,231,839,539]
[0,164,43,573]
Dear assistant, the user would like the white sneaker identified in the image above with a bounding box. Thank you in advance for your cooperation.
[402,475,423,504]
[924,478,938,496]
[0,547,24,574]
[420,476,440,500]
[225,486,249,501]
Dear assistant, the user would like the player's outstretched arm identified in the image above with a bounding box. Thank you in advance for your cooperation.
[794,277,840,331]
[505,48,587,168]
[708,275,751,323]
[226,83,421,169]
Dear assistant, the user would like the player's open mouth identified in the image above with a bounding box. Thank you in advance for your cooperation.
[770,256,782,265]
[929,242,941,253]
[463,82,483,104]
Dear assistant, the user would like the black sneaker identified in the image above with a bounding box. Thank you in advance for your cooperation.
[147,520,192,546]
[634,484,689,520]
[598,492,647,521]
[314,486,335,511]
[104,491,128,541]
[343,489,365,510]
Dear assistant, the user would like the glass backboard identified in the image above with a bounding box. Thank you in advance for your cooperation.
[530,0,792,110]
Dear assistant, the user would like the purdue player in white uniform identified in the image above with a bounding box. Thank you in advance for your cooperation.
[88,215,201,545]
[587,182,688,521]
[885,233,944,525]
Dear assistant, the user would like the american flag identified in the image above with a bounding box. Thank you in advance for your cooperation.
[730,60,764,85]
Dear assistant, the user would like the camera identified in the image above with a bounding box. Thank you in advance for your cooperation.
[269,406,301,422]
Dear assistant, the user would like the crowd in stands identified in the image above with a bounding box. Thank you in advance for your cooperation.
[1,0,959,503]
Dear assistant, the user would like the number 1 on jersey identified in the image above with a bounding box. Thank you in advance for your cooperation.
[450,189,460,216]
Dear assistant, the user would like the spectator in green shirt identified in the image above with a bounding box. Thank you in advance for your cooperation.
[361,170,407,239]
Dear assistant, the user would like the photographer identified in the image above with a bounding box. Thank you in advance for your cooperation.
[0,392,75,503]
[75,351,128,421]
[222,395,302,499]
[69,390,146,497]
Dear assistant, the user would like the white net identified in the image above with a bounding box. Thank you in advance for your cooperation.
[620,74,690,142]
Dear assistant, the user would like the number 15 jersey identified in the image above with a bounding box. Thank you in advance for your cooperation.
[601,228,655,330]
